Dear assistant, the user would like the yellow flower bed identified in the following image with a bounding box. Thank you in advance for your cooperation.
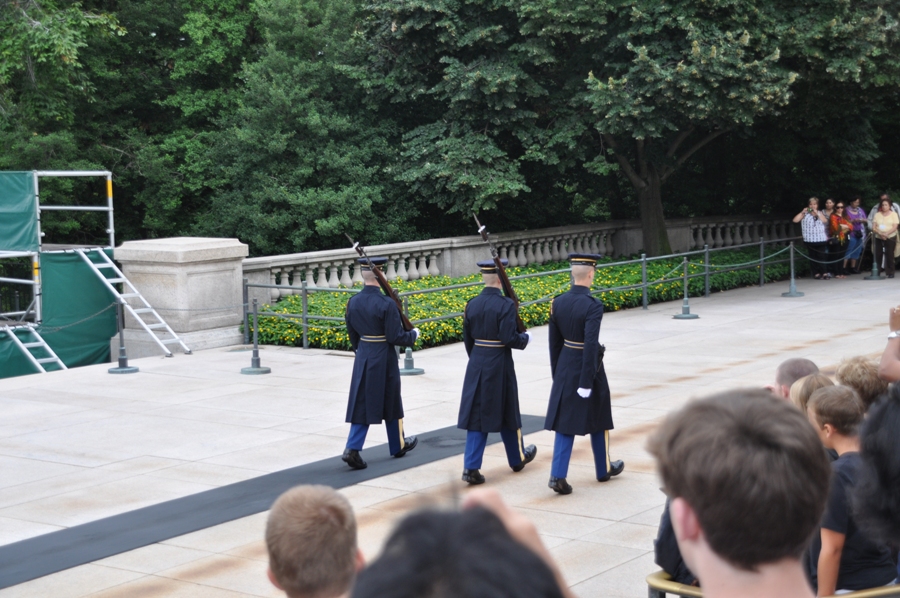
[252,249,798,350]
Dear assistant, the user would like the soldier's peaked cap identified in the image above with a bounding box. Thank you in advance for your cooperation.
[357,257,388,270]
[477,259,508,273]
[568,253,602,266]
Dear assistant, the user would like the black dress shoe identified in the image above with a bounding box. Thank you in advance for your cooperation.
[548,476,573,495]
[342,448,367,470]
[392,436,418,458]
[462,469,486,485]
[598,460,625,482]
[512,444,538,472]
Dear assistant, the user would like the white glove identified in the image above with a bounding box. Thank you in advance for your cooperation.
[577,388,592,398]
[524,331,532,345]
[412,328,420,341]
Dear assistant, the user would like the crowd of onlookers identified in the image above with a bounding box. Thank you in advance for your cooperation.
[795,194,899,279]
[260,308,900,598]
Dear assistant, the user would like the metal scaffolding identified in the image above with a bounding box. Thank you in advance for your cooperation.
[0,170,114,325]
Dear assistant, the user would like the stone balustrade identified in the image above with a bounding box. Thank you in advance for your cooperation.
[686,217,800,250]
[242,215,796,307]
[241,222,625,306]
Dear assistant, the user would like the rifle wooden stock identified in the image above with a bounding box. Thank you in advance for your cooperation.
[494,257,527,333]
[347,241,414,331]
[473,214,527,333]
[370,266,415,332]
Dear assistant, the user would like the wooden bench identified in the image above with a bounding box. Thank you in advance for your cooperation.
[647,570,900,598]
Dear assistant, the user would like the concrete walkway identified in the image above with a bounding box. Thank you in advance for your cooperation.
[0,275,896,597]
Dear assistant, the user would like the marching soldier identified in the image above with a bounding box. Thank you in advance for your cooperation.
[342,257,420,470]
[545,253,624,494]
[459,259,537,484]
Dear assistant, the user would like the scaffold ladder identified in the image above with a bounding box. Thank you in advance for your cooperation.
[1,325,67,373]
[74,248,191,357]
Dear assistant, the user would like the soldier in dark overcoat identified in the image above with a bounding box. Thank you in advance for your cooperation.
[544,253,624,494]
[342,257,420,470]
[458,259,537,484]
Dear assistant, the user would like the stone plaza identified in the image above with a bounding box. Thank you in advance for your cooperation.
[0,274,895,597]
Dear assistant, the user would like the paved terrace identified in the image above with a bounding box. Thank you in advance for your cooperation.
[0,276,896,598]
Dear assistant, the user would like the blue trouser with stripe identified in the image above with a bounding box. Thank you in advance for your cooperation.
[464,428,526,470]
[550,431,610,479]
[346,419,406,455]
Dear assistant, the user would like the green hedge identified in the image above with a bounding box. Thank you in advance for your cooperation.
[252,246,804,350]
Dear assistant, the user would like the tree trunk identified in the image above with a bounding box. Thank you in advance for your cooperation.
[636,167,671,256]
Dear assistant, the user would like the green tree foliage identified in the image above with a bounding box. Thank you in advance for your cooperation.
[358,0,616,234]
[362,0,900,255]
[0,0,257,245]
[0,0,123,126]
[2,0,900,258]
[196,0,417,255]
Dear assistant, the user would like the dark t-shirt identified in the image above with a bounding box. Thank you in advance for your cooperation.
[806,452,896,591]
[654,498,697,586]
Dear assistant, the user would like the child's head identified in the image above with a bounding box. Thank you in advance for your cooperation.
[266,485,360,598]
[835,356,888,411]
[807,386,865,445]
[789,373,834,414]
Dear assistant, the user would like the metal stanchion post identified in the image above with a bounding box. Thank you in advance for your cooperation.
[301,281,309,349]
[109,300,139,374]
[704,244,710,298]
[782,242,804,297]
[759,237,765,286]
[399,347,424,376]
[641,253,648,309]
[865,234,883,280]
[673,258,699,319]
[242,278,249,345]
[241,299,271,374]
[398,297,424,375]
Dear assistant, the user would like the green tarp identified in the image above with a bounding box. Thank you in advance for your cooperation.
[0,251,117,379]
[0,172,38,253]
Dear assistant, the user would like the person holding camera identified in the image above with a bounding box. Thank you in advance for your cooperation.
[828,203,853,278]
[793,197,830,280]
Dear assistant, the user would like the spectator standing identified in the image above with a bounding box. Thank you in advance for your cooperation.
[821,198,837,276]
[805,387,896,595]
[828,203,852,278]
[845,197,867,272]
[872,198,899,278]
[822,198,835,220]
[794,198,830,280]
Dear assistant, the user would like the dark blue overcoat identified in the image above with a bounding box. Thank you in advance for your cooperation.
[544,285,613,435]
[458,287,529,432]
[345,285,418,425]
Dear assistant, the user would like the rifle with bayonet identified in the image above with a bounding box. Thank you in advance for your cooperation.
[345,234,415,332]
[472,213,527,333]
